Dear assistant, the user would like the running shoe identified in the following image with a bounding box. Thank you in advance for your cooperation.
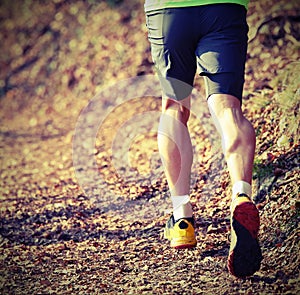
[164,214,197,249]
[227,193,263,277]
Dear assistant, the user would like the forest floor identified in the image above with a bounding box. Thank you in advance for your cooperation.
[0,0,299,294]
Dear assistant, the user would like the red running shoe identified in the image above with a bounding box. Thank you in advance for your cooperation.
[227,194,262,278]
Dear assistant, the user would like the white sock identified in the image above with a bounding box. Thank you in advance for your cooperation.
[232,181,252,200]
[171,195,193,221]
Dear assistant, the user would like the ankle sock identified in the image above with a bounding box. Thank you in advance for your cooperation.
[232,181,252,200]
[171,195,193,221]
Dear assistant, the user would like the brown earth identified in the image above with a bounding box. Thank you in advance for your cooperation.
[0,0,299,294]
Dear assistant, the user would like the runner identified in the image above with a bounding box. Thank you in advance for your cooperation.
[145,0,262,277]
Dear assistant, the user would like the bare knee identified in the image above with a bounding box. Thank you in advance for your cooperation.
[162,97,191,125]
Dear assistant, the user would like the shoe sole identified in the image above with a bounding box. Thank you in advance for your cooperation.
[227,202,262,278]
[170,237,197,249]
[164,229,197,249]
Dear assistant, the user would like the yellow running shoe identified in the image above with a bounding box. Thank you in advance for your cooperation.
[164,215,197,249]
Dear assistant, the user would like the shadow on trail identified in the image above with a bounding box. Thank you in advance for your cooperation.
[200,244,228,258]
[0,199,161,246]
[0,199,227,258]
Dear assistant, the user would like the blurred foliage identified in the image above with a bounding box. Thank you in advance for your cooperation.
[105,0,124,7]
[272,62,300,146]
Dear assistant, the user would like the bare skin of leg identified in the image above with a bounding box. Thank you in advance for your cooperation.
[158,93,255,207]
[208,94,256,205]
[157,96,192,196]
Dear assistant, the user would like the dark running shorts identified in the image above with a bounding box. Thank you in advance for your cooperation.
[146,4,249,101]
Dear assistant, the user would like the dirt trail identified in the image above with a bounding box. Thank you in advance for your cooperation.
[0,0,299,294]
